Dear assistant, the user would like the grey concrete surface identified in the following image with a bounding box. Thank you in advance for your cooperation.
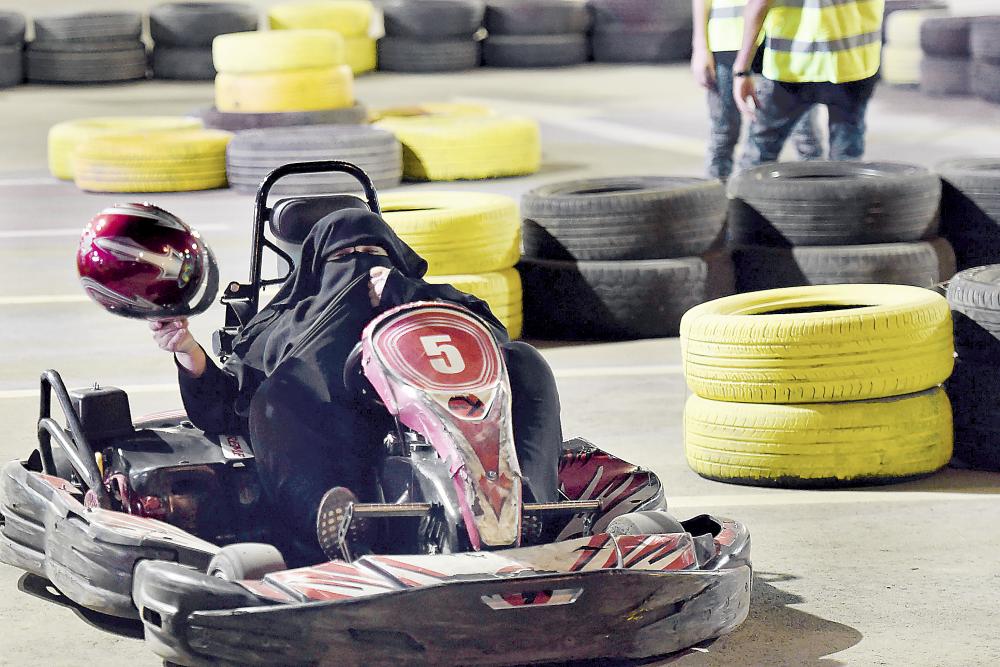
[1,59,1000,667]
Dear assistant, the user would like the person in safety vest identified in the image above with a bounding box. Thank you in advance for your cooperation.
[732,0,883,167]
[691,0,823,180]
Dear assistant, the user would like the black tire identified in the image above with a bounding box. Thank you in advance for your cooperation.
[484,0,590,35]
[938,158,1000,270]
[24,43,147,84]
[727,161,942,246]
[522,176,727,261]
[377,37,480,72]
[587,0,691,27]
[946,264,1000,362]
[207,543,287,580]
[591,24,693,63]
[193,104,368,131]
[919,16,973,57]
[149,2,259,48]
[226,125,402,194]
[151,46,215,80]
[482,34,587,67]
[33,12,142,44]
[946,359,1000,471]
[381,0,485,38]
[0,45,22,88]
[0,11,26,45]
[733,239,955,292]
[971,60,1000,105]
[518,251,735,340]
[919,56,970,97]
[970,16,1000,64]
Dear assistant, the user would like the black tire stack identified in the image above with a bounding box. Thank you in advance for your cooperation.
[150,3,258,81]
[482,0,590,68]
[378,0,484,72]
[970,17,1000,105]
[938,158,1000,270]
[919,16,974,97]
[946,266,1000,470]
[587,0,692,63]
[517,177,734,339]
[25,12,147,84]
[0,12,25,88]
[728,161,955,291]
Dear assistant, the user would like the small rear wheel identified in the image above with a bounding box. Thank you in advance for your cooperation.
[606,510,685,536]
[206,543,286,581]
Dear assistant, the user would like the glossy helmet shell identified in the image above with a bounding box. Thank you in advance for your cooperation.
[77,203,219,320]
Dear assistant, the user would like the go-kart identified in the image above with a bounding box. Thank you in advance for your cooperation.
[0,162,751,666]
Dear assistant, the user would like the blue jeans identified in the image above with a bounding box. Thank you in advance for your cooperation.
[740,75,877,170]
[707,61,823,181]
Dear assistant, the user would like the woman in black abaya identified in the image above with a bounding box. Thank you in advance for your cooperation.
[150,209,561,563]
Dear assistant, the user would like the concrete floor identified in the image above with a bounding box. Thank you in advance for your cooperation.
[1,61,1000,667]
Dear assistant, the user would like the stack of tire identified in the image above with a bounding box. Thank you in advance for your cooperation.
[150,3,258,81]
[25,12,147,84]
[970,17,1000,105]
[587,0,692,63]
[945,266,1000,470]
[482,0,590,68]
[378,0,484,72]
[212,30,356,114]
[517,177,733,340]
[269,1,376,75]
[919,16,976,97]
[938,158,1000,270]
[881,8,948,86]
[681,284,955,487]
[0,12,25,89]
[728,162,955,291]
[381,191,524,337]
[226,125,402,195]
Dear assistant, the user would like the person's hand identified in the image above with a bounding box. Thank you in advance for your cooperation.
[150,319,206,377]
[691,48,716,90]
[733,73,760,119]
[369,266,390,307]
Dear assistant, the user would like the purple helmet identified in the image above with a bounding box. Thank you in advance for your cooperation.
[77,203,219,320]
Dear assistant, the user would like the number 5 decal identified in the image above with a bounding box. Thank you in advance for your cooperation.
[420,334,466,374]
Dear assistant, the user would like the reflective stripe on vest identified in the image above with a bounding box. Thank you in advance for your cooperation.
[764,0,884,83]
[707,0,764,52]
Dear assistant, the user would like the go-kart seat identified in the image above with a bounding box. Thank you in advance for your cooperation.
[270,194,372,270]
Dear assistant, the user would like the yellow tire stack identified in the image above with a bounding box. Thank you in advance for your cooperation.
[680,285,955,487]
[268,1,376,75]
[883,8,948,86]
[381,191,524,337]
[212,30,354,112]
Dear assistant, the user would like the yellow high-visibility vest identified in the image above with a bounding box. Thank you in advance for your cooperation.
[763,0,885,83]
[707,0,763,53]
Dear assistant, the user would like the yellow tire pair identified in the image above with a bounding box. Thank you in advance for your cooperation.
[374,116,541,181]
[267,3,376,75]
[426,269,523,339]
[73,129,231,193]
[48,117,203,180]
[680,285,955,486]
[216,66,354,113]
[213,30,346,73]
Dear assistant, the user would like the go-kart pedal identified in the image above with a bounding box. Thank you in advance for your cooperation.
[316,486,374,561]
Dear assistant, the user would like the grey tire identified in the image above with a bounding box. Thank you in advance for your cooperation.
[381,0,485,38]
[193,104,368,131]
[971,60,1000,104]
[938,158,1000,270]
[919,56,970,97]
[919,16,973,57]
[522,176,727,261]
[727,161,941,246]
[151,46,215,80]
[587,0,692,27]
[207,543,286,581]
[482,34,587,67]
[946,264,1000,362]
[591,24,693,63]
[970,16,1000,63]
[377,37,480,72]
[33,12,142,43]
[25,43,147,83]
[149,2,259,48]
[0,11,26,45]
[0,45,22,88]
[607,511,685,537]
[733,239,955,292]
[946,359,1000,471]
[483,0,589,35]
[518,251,735,340]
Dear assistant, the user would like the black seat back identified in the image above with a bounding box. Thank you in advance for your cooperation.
[270,194,372,269]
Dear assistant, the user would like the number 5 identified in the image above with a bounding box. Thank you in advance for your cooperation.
[420,335,466,374]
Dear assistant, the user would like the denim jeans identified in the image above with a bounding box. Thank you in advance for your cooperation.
[707,61,823,181]
[740,75,877,170]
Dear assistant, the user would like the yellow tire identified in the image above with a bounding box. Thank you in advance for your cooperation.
[425,269,523,338]
[885,9,947,49]
[680,284,954,403]
[368,102,495,122]
[73,129,231,193]
[380,191,521,275]
[268,1,373,37]
[684,389,953,487]
[881,45,923,86]
[215,66,354,113]
[345,36,376,75]
[212,30,345,73]
[48,116,203,180]
[374,116,541,181]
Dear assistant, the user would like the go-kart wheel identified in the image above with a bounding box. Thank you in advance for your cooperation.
[206,543,286,581]
[606,510,685,536]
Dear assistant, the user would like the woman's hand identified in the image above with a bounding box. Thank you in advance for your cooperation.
[369,266,390,307]
[150,318,206,377]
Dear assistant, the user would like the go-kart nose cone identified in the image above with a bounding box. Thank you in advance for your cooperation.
[77,203,219,320]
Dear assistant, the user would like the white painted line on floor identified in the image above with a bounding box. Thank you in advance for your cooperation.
[0,177,59,187]
[0,223,230,239]
[669,490,999,509]
[0,294,88,305]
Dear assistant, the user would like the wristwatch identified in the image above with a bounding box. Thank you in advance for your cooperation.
[733,69,752,77]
